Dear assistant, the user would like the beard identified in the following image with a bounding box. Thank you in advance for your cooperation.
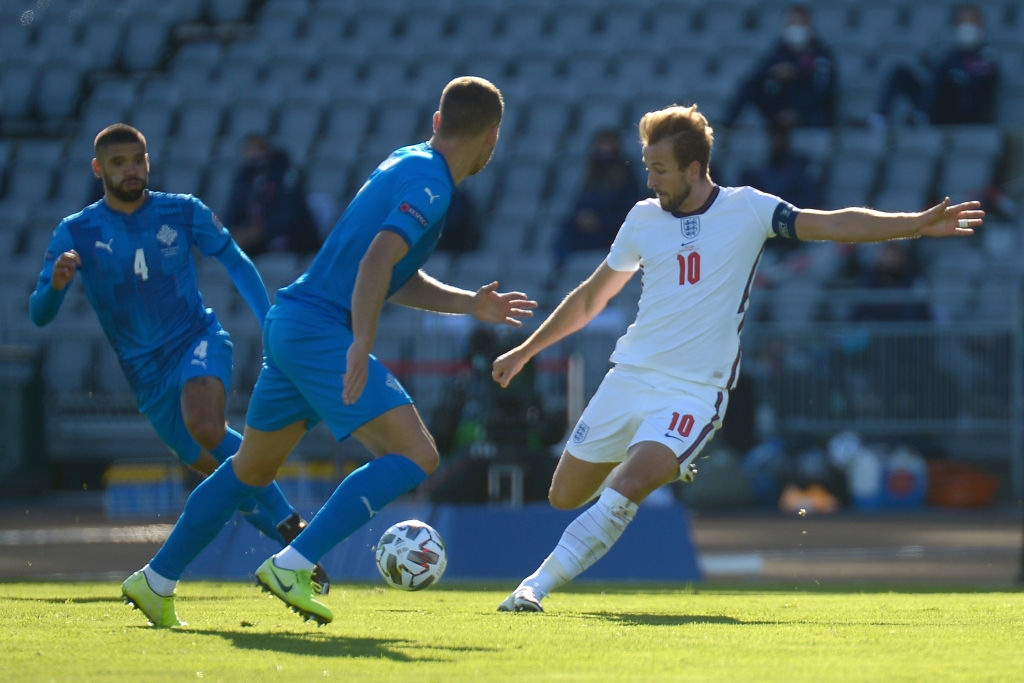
[103,173,146,203]
[657,183,691,213]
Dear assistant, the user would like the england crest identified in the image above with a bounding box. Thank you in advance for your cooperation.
[571,422,590,444]
[680,216,701,243]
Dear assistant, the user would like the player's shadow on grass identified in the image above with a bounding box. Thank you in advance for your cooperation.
[6,596,125,604]
[583,612,745,626]
[195,628,497,662]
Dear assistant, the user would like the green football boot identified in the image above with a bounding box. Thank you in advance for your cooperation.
[254,557,333,625]
[121,570,185,628]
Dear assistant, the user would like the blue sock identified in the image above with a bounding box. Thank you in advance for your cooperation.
[291,454,427,564]
[210,427,292,544]
[150,457,263,580]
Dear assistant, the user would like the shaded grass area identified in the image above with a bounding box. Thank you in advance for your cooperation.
[1,582,1021,681]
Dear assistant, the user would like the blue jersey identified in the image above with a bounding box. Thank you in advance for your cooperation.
[34,192,232,394]
[273,143,454,324]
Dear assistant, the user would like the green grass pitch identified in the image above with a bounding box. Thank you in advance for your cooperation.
[1,581,1021,681]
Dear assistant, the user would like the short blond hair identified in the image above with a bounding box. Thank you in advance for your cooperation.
[437,76,504,138]
[638,104,714,174]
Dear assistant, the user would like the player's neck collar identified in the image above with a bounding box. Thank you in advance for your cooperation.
[671,185,719,218]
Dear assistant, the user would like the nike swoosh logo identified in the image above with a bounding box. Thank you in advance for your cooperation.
[663,432,686,443]
[271,570,293,593]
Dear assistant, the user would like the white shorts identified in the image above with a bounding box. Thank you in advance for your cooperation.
[566,364,728,478]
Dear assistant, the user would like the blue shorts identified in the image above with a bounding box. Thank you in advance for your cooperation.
[142,328,234,465]
[246,315,413,440]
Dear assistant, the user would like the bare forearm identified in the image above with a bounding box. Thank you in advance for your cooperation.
[350,254,393,345]
[520,284,602,357]
[390,270,475,314]
[800,207,921,242]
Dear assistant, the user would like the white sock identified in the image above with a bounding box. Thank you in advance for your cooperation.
[142,564,177,597]
[522,488,638,597]
[274,545,315,572]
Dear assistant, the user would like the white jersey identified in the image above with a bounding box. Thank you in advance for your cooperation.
[606,185,797,390]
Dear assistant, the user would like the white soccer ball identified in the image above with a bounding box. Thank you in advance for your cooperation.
[374,519,447,591]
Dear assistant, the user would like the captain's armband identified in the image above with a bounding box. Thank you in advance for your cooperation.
[772,202,801,240]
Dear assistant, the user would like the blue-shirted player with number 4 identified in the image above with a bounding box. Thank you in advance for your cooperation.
[30,124,328,626]
[123,76,535,626]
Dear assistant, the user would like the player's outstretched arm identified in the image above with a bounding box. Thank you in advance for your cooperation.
[794,197,983,243]
[29,250,80,327]
[491,261,633,389]
[390,271,537,325]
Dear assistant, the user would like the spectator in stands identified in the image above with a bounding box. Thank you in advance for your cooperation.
[29,124,324,614]
[554,128,642,268]
[851,242,931,322]
[738,119,823,255]
[722,4,837,129]
[435,185,483,254]
[225,133,321,257]
[740,120,824,211]
[871,4,1001,127]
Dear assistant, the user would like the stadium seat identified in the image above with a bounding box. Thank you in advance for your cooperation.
[253,252,303,297]
[2,160,55,206]
[397,5,453,45]
[369,93,426,142]
[825,154,879,209]
[254,0,307,44]
[33,58,85,120]
[220,95,277,151]
[457,50,508,92]
[892,126,944,157]
[274,96,325,164]
[319,97,373,156]
[119,12,171,71]
[303,157,351,207]
[43,336,94,396]
[125,100,176,154]
[789,128,834,161]
[520,91,575,143]
[597,4,652,44]
[945,125,1003,158]
[173,94,225,147]
[206,0,253,23]
[562,51,610,95]
[547,2,600,48]
[935,154,994,204]
[449,5,500,42]
[508,48,563,89]
[0,55,39,120]
[170,41,223,85]
[160,159,206,197]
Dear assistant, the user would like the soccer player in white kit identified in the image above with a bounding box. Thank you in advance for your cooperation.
[492,103,984,612]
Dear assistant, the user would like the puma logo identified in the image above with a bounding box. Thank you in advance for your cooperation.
[424,186,439,204]
[94,238,113,253]
[360,496,377,519]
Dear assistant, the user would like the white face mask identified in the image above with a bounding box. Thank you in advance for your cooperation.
[782,24,811,50]
[955,22,983,49]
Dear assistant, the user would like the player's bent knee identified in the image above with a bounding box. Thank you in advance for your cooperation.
[185,418,225,451]
[404,447,439,476]
[547,487,586,510]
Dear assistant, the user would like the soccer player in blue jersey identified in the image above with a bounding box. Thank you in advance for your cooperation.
[123,76,535,626]
[30,124,327,626]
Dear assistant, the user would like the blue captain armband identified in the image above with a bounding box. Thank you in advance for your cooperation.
[772,201,801,240]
